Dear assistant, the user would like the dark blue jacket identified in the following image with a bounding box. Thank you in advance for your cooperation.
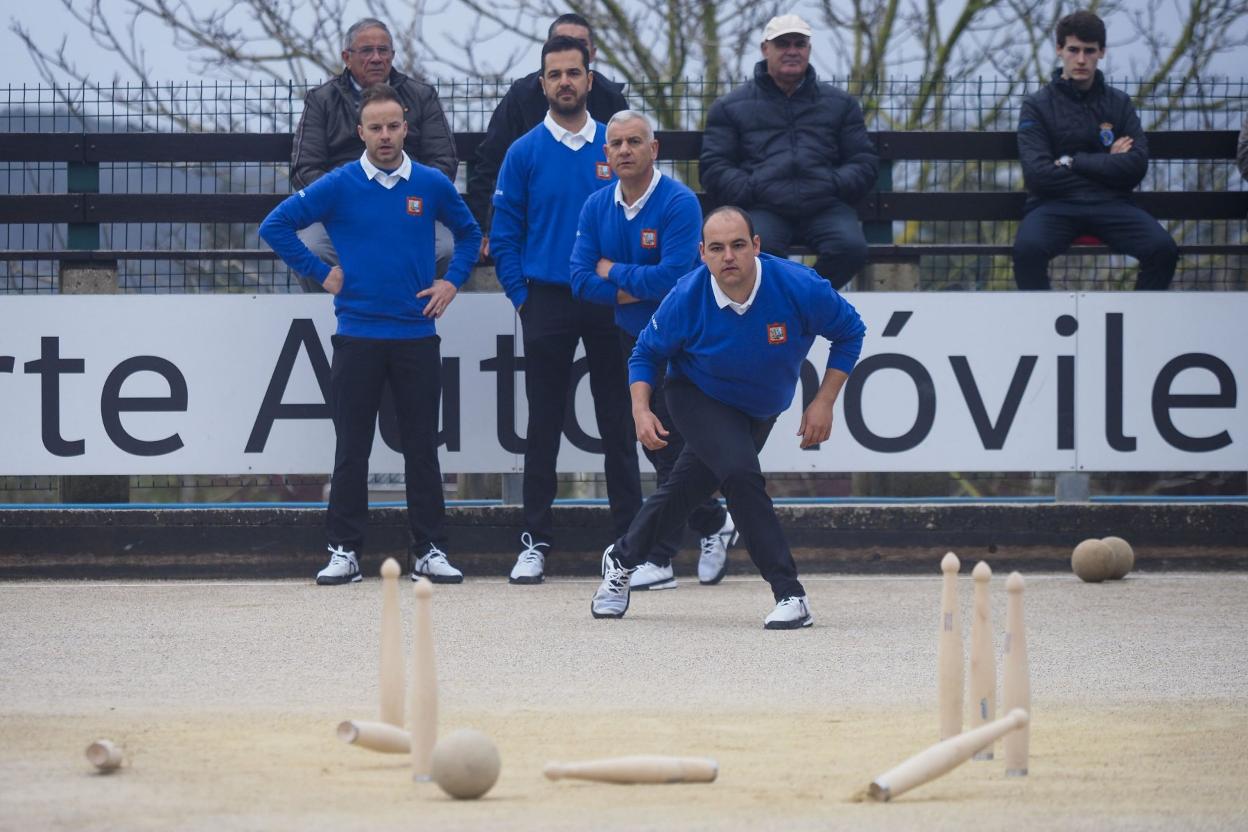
[699,61,878,215]
[1018,69,1149,208]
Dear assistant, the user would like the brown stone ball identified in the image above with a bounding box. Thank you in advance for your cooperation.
[1071,539,1115,583]
[1102,536,1135,580]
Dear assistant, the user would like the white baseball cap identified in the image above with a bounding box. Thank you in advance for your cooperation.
[763,14,813,41]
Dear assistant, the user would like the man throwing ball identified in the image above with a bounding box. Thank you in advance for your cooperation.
[591,206,866,628]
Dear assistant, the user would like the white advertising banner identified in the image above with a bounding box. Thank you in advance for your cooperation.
[0,293,1243,474]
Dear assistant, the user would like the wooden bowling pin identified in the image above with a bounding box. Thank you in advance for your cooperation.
[543,755,718,784]
[409,577,437,781]
[337,719,411,754]
[1002,571,1031,776]
[86,739,123,772]
[868,709,1029,801]
[937,552,963,740]
[969,561,996,759]
[379,557,404,727]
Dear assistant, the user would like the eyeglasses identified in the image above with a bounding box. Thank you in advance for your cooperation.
[349,46,394,57]
[771,37,810,49]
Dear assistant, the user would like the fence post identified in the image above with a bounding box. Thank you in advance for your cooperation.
[860,157,920,291]
[59,150,129,504]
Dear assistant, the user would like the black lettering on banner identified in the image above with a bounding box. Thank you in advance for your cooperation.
[563,357,603,453]
[799,360,821,451]
[377,358,462,453]
[1151,354,1236,452]
[0,356,13,373]
[23,336,85,457]
[480,334,526,454]
[1055,314,1078,451]
[1105,312,1136,452]
[245,319,332,453]
[844,354,936,452]
[100,356,187,456]
[948,356,1037,450]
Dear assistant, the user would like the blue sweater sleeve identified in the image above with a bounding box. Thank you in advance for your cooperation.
[607,189,702,301]
[628,290,685,387]
[569,200,620,307]
[803,279,866,374]
[259,177,337,285]
[489,143,530,309]
[434,174,483,289]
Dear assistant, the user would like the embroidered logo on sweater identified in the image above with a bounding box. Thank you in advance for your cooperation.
[1099,123,1115,147]
[641,229,658,249]
[767,323,787,344]
[407,196,423,215]
[595,162,611,180]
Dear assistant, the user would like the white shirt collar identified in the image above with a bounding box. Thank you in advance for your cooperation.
[614,168,663,221]
[543,111,597,150]
[710,257,763,315]
[359,150,412,189]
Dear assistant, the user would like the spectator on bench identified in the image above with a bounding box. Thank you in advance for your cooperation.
[290,17,458,292]
[1013,10,1178,290]
[699,13,878,290]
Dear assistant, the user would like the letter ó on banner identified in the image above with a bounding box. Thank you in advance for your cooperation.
[843,311,936,453]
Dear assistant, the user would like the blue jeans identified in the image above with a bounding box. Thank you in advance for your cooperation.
[1012,199,1178,290]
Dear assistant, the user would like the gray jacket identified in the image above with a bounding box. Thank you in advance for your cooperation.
[291,68,457,189]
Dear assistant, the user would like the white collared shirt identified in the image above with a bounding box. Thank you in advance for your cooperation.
[711,257,764,315]
[359,150,412,190]
[614,168,663,221]
[543,111,597,151]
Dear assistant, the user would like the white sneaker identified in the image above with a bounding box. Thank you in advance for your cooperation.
[630,561,677,591]
[316,545,362,585]
[509,532,548,585]
[591,544,633,619]
[698,512,739,585]
[410,543,464,584]
[764,596,813,630]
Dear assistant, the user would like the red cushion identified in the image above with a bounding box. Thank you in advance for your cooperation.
[1072,234,1103,245]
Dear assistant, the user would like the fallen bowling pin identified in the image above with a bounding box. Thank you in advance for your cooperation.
[86,739,123,772]
[337,719,411,754]
[867,708,1029,802]
[543,755,718,784]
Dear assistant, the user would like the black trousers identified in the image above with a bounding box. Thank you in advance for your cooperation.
[613,378,804,601]
[1012,199,1178,290]
[520,282,641,546]
[620,331,727,567]
[326,334,445,555]
[749,202,869,290]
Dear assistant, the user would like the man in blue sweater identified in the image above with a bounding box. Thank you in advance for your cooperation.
[491,36,642,584]
[590,206,866,629]
[260,84,482,586]
[570,110,738,592]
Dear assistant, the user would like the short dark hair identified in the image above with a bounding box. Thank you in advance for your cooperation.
[548,13,594,46]
[702,205,756,241]
[1056,10,1106,49]
[357,83,403,125]
[540,35,591,74]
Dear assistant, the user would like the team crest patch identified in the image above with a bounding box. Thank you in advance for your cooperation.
[641,229,658,249]
[767,323,787,344]
[595,162,612,180]
[407,196,423,215]
[1099,122,1115,147]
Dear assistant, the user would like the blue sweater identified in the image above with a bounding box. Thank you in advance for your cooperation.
[569,174,703,336]
[489,121,615,309]
[630,254,866,419]
[260,158,481,339]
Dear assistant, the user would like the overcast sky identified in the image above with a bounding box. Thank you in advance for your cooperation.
[4,3,1243,87]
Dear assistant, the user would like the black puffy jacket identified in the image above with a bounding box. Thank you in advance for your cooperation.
[290,68,457,189]
[699,61,878,215]
[1018,69,1148,208]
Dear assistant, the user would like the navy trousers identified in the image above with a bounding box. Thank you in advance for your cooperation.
[749,201,868,289]
[620,331,728,568]
[327,334,445,555]
[613,378,804,602]
[1012,199,1178,290]
[520,282,641,548]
